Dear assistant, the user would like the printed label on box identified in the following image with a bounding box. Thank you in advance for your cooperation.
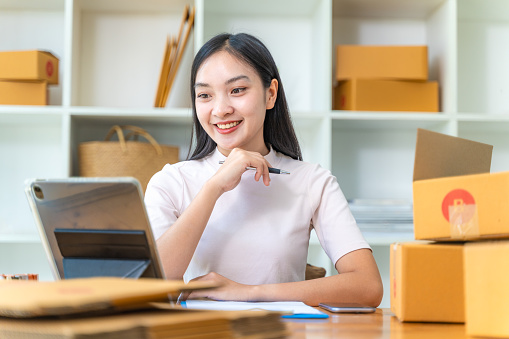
[442,189,475,221]
[442,189,479,239]
[46,61,54,77]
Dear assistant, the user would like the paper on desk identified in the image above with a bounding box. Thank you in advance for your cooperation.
[181,300,329,319]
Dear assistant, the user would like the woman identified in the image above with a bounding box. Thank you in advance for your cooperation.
[145,33,383,307]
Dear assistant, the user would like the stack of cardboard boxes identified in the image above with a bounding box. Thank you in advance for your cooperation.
[334,45,438,112]
[0,50,59,105]
[0,277,288,338]
[391,128,509,337]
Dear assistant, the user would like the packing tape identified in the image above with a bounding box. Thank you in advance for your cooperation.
[448,202,479,240]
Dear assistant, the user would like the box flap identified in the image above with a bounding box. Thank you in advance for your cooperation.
[413,129,493,181]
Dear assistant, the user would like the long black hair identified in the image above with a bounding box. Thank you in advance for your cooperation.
[187,33,302,161]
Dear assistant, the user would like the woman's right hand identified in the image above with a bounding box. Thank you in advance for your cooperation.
[209,148,272,194]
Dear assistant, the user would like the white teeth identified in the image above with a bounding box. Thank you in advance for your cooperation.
[217,121,240,129]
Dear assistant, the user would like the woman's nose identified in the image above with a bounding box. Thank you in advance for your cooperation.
[213,95,234,117]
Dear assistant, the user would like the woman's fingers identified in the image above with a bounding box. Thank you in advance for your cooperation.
[219,148,272,189]
[254,163,270,186]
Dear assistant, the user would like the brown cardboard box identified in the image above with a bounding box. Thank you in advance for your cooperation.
[0,307,287,339]
[0,80,47,105]
[0,277,287,338]
[0,277,216,318]
[464,240,509,337]
[0,50,59,84]
[336,45,428,81]
[390,241,464,323]
[334,79,438,112]
[412,129,509,241]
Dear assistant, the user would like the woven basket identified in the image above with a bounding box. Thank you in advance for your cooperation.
[79,125,179,191]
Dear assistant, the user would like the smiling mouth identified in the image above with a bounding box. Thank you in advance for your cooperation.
[216,121,241,130]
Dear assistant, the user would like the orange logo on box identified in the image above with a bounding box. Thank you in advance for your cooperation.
[46,60,54,77]
[442,189,475,221]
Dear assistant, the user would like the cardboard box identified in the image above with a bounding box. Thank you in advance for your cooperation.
[0,307,286,339]
[336,45,428,81]
[0,50,59,84]
[412,129,509,241]
[0,80,47,105]
[390,241,464,323]
[334,79,438,112]
[0,277,216,317]
[464,240,509,337]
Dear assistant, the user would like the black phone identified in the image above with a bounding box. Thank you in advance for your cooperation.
[318,302,376,313]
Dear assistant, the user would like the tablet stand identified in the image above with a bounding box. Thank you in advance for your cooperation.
[54,228,156,279]
[62,258,151,279]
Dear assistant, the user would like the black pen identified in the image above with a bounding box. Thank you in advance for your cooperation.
[218,160,290,175]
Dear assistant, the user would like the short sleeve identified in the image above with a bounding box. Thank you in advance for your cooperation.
[144,164,184,240]
[307,165,370,267]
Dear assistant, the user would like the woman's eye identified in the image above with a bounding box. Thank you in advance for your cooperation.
[231,87,246,94]
[197,93,209,99]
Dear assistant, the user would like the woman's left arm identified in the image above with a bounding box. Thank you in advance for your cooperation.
[187,248,383,307]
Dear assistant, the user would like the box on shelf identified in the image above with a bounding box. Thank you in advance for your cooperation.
[464,240,509,337]
[0,80,47,105]
[412,129,509,241]
[0,50,59,84]
[336,45,428,81]
[333,79,438,112]
[390,241,464,323]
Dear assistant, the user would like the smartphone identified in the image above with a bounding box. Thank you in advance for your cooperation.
[318,303,376,313]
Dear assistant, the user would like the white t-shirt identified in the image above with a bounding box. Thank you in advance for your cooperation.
[145,147,370,284]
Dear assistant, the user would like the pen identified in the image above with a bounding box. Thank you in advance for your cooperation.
[218,160,290,175]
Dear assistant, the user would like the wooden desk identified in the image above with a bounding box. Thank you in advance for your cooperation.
[286,308,466,338]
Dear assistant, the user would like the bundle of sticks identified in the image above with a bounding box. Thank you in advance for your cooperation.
[154,5,195,108]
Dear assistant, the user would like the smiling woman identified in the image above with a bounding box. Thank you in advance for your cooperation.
[144,33,383,307]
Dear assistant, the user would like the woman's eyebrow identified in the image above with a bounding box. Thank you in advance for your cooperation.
[194,75,251,89]
[194,82,209,89]
[225,75,250,85]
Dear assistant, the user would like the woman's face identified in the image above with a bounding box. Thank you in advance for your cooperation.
[194,50,277,156]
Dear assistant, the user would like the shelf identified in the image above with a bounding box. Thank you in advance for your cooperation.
[69,107,193,125]
[0,233,41,244]
[332,0,455,113]
[0,0,64,11]
[0,107,66,125]
[70,0,194,108]
[202,0,320,17]
[334,0,445,19]
[76,0,192,13]
[1,0,508,306]
[330,113,448,200]
[200,0,331,111]
[331,111,452,131]
[0,115,67,237]
[0,2,65,106]
[458,114,509,121]
[309,225,414,246]
[458,0,509,22]
[363,231,415,246]
[458,0,509,114]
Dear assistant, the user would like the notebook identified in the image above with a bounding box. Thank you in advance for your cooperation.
[182,300,329,319]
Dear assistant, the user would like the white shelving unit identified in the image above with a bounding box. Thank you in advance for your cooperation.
[2,0,509,308]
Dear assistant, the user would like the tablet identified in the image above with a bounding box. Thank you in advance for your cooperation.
[25,177,165,280]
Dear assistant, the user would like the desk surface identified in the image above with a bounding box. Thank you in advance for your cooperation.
[286,308,466,338]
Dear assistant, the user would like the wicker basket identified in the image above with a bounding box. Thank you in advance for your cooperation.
[79,125,179,191]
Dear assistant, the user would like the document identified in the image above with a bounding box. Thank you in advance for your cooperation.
[181,300,329,319]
